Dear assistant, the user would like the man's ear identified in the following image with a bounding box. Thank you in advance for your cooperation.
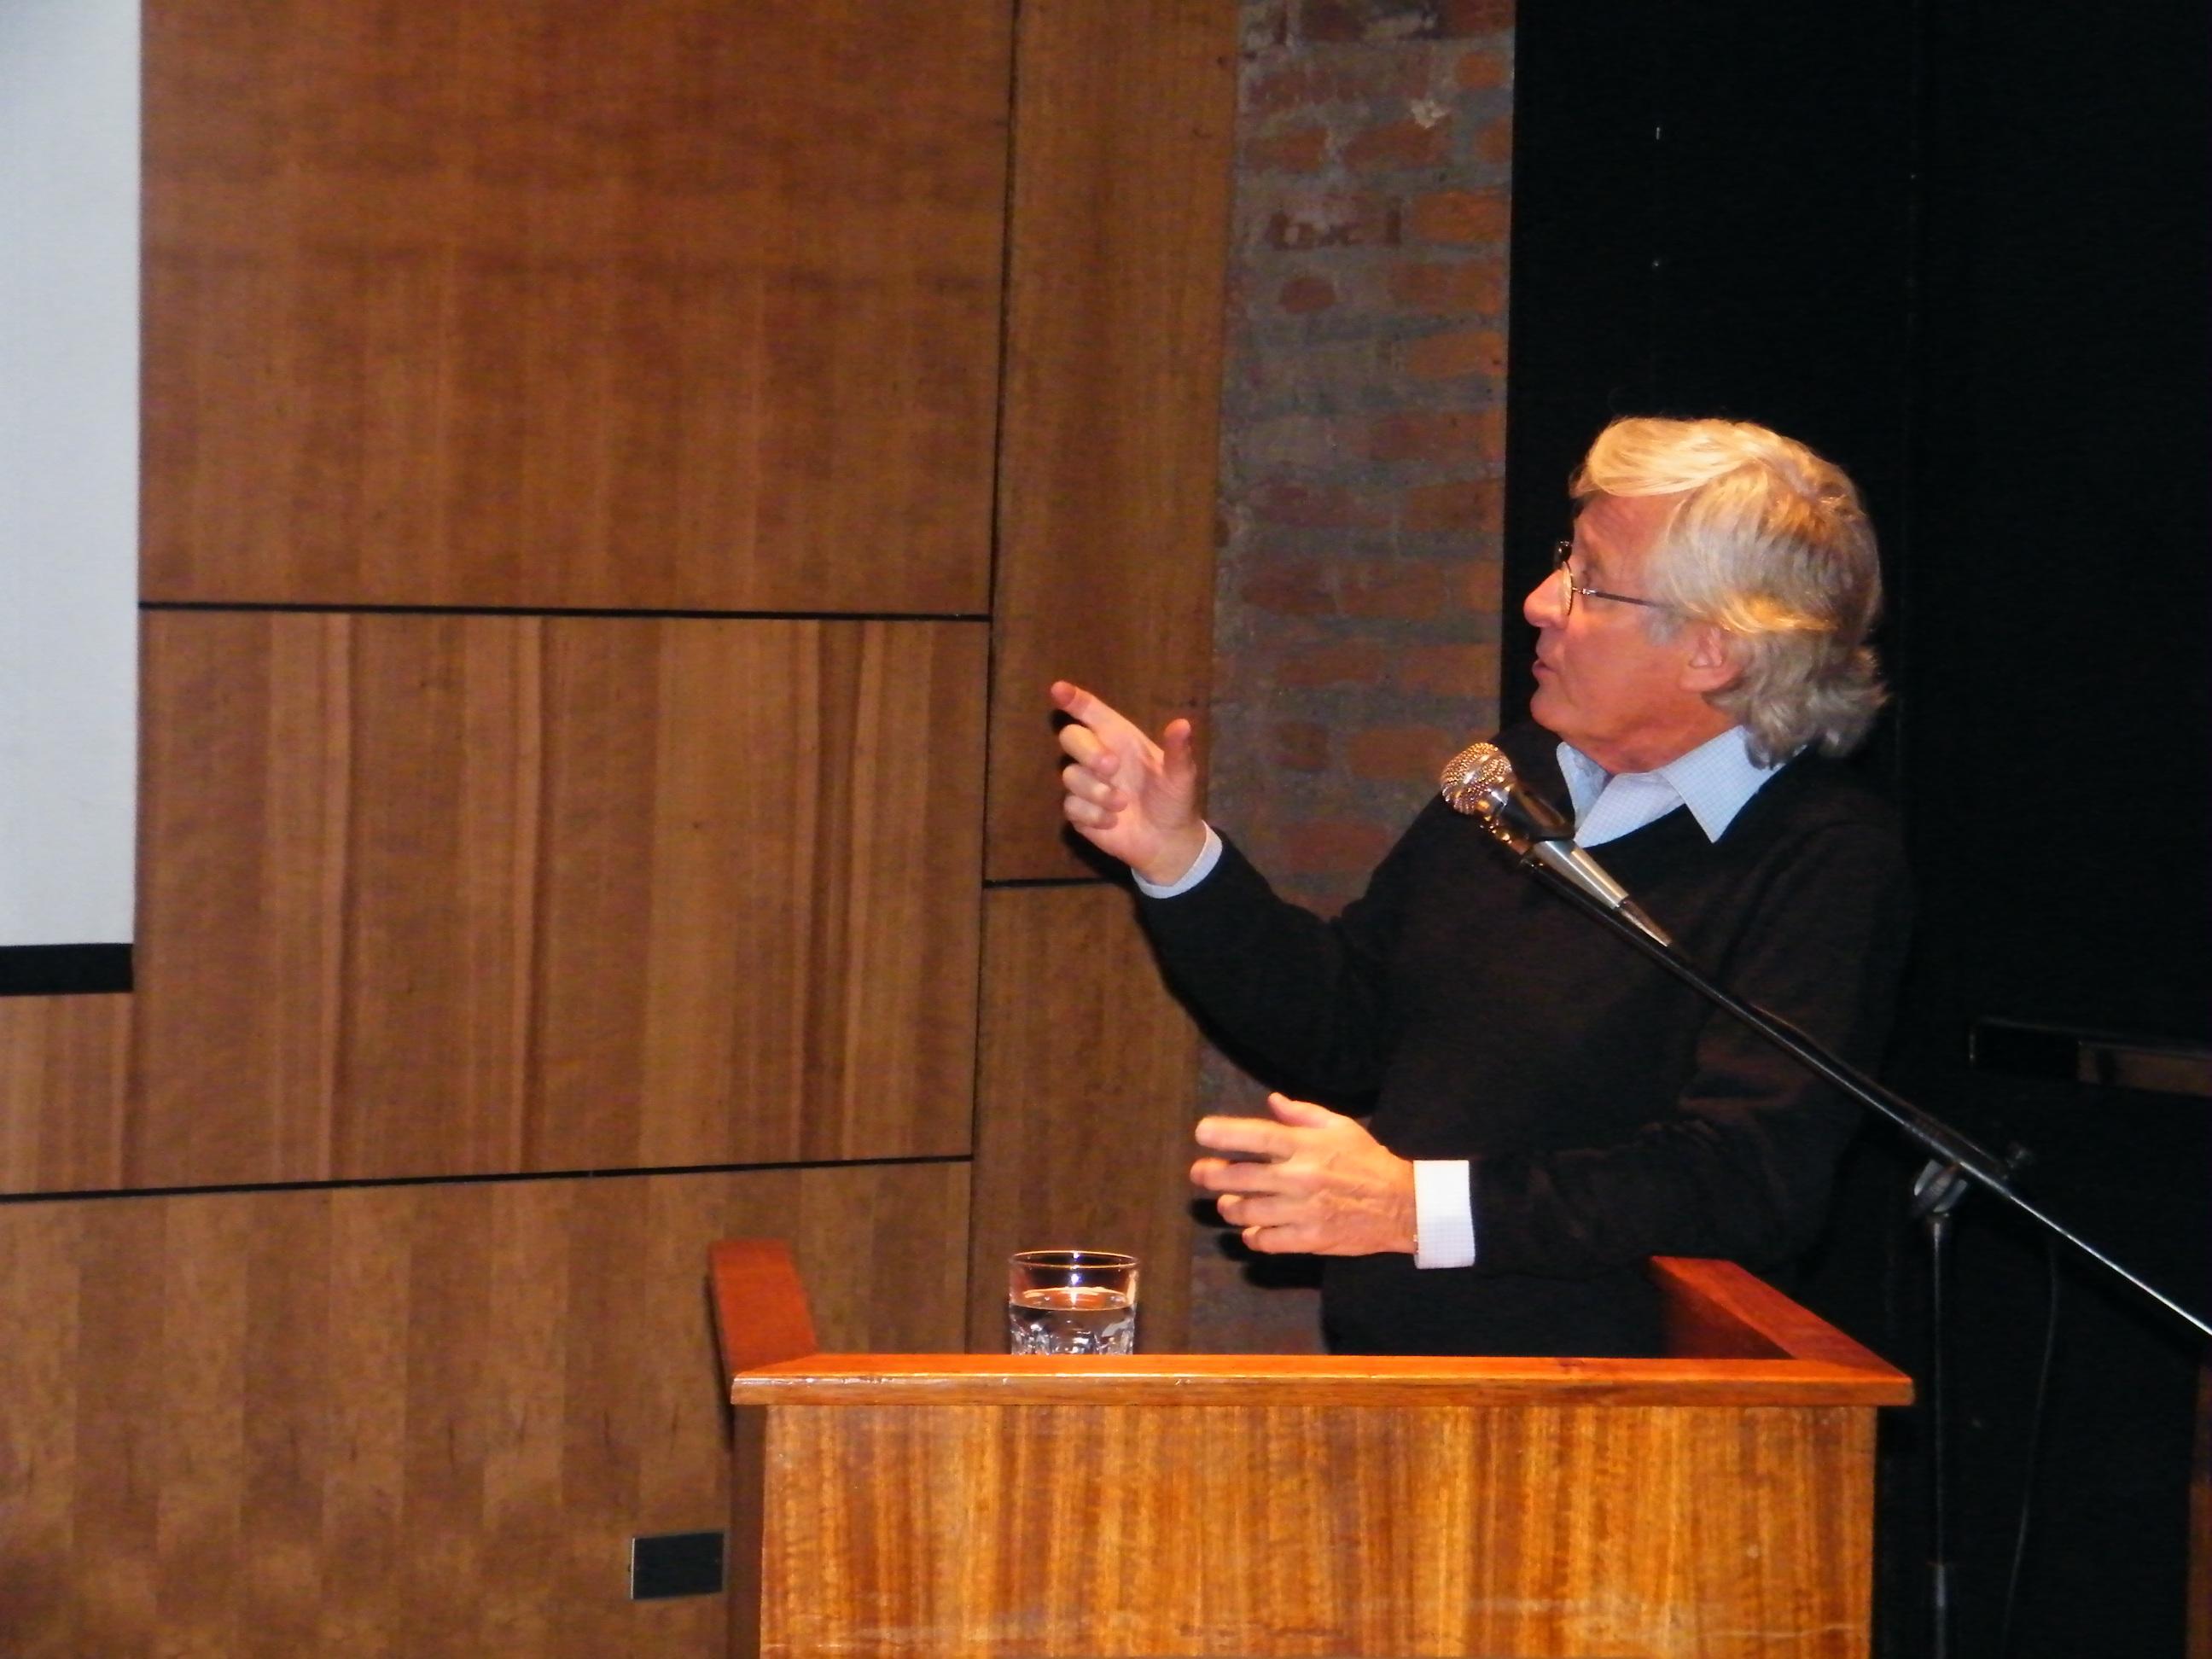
[1679,623,1742,694]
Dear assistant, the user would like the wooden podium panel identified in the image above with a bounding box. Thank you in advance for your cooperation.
[714,1243,1911,1659]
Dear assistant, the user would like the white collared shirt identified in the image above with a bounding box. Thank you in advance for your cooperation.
[1555,724,1784,849]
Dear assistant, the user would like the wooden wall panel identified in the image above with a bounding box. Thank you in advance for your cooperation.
[984,0,1237,879]
[0,1159,969,1659]
[522,617,986,1170]
[0,997,132,1194]
[141,0,1010,614]
[103,611,984,1191]
[964,885,1202,1351]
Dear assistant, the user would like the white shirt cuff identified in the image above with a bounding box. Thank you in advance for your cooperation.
[1412,1159,1476,1268]
[1132,824,1223,898]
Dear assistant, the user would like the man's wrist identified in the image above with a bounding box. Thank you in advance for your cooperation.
[1133,824,1220,896]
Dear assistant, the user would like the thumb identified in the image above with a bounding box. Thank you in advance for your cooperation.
[1159,716,1200,794]
[1266,1091,1341,1129]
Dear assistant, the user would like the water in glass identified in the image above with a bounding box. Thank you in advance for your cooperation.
[1005,1285,1135,1354]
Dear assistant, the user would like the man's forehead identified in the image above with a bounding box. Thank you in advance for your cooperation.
[1572,491,1680,563]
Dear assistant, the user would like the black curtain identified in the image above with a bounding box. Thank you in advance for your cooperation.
[1504,5,2209,1653]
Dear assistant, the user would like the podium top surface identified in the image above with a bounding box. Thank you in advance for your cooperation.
[716,1248,1913,1409]
[725,1348,1910,1407]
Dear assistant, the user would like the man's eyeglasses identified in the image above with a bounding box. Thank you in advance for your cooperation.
[1551,540,1678,616]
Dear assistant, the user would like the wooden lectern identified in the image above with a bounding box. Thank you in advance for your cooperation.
[712,1239,1911,1658]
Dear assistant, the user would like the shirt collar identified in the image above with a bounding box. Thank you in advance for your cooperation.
[1556,725,1787,847]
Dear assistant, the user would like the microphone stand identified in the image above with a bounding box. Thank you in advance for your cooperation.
[1908,1152,1974,1659]
[1528,864,2212,1339]
[1528,864,2212,1659]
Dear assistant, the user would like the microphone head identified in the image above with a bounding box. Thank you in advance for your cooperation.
[1439,742,1523,848]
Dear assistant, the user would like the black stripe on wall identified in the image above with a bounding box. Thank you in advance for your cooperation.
[0,944,132,997]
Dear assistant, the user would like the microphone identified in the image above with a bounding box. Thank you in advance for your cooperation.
[1439,742,1676,949]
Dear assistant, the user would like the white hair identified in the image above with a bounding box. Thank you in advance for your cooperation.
[1572,416,1886,763]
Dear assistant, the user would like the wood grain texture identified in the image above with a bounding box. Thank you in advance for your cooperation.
[984,0,1237,879]
[1651,1254,1895,1365]
[141,0,1010,614]
[0,995,133,1192]
[747,1400,1878,1656]
[731,1351,1911,1410]
[723,1255,1900,1655]
[710,1239,818,1375]
[964,885,1202,1352]
[743,1259,1911,1412]
[0,1161,968,1659]
[107,610,984,1190]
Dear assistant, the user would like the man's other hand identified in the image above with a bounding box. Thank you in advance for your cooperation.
[1190,1093,1417,1257]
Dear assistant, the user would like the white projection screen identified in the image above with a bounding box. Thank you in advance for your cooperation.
[0,0,138,992]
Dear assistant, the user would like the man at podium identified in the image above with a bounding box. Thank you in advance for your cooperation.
[1053,416,1911,1357]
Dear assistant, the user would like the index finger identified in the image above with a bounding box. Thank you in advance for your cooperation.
[1050,679,1137,736]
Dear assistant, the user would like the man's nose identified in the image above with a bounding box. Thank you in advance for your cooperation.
[1524,568,1563,628]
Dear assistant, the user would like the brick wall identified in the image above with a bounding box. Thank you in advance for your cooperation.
[1211,0,1513,915]
[1189,0,1516,1349]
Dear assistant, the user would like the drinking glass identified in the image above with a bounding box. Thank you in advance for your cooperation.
[1005,1249,1138,1354]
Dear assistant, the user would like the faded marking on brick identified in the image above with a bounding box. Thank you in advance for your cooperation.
[1264,191,1404,250]
[1242,3,1291,52]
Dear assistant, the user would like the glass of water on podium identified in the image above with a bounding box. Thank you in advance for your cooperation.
[1006,1249,1138,1354]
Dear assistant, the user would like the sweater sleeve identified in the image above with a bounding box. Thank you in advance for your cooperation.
[1133,816,1436,1101]
[1466,818,1913,1278]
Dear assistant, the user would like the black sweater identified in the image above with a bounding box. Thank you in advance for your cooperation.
[1139,724,1912,1356]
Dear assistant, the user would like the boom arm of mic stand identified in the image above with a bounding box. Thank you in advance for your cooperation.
[1528,864,2212,1342]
